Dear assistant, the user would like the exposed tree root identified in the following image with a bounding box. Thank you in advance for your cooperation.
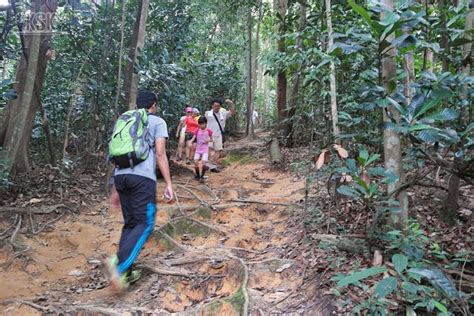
[228,199,294,207]
[137,262,211,278]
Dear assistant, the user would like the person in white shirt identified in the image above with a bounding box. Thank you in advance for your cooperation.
[205,99,235,172]
[252,109,259,127]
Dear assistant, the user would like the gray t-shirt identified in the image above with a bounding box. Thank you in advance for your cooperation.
[115,114,169,182]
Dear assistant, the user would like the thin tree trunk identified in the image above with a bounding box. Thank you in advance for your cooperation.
[403,27,415,101]
[123,0,150,110]
[113,0,127,114]
[443,4,473,224]
[245,9,254,139]
[439,0,450,72]
[203,20,219,61]
[276,0,287,125]
[252,0,262,129]
[381,0,408,227]
[325,0,340,143]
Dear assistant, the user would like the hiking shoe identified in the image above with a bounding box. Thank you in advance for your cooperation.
[127,269,141,284]
[105,255,128,293]
[194,175,200,180]
[210,168,220,173]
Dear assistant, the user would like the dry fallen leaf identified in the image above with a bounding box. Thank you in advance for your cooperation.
[372,250,383,267]
[315,149,329,170]
[359,170,371,186]
[333,144,349,159]
[29,198,43,205]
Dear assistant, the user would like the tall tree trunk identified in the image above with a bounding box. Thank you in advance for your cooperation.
[113,0,127,114]
[381,0,408,227]
[203,20,219,62]
[123,0,150,110]
[252,0,263,123]
[0,0,58,175]
[439,0,450,72]
[285,2,307,146]
[325,0,340,143]
[443,3,473,224]
[276,0,287,125]
[245,9,254,139]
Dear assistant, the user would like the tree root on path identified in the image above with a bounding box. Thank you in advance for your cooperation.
[228,254,250,316]
[137,262,221,278]
[228,199,295,207]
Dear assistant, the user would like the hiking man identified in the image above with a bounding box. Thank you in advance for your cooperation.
[107,91,173,292]
[205,99,235,172]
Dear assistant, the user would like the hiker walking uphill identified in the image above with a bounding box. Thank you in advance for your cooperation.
[205,99,235,172]
[107,91,173,292]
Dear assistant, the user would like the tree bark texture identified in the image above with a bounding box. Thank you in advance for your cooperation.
[0,0,58,175]
[381,0,408,225]
[123,0,150,110]
[276,0,287,124]
[443,4,473,224]
[245,9,254,139]
[325,0,340,143]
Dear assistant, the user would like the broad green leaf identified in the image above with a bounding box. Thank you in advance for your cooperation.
[433,300,448,314]
[448,37,472,47]
[409,124,433,132]
[337,185,360,198]
[409,93,426,119]
[387,97,408,117]
[379,11,400,26]
[375,277,397,298]
[402,281,418,294]
[424,108,459,121]
[391,34,417,48]
[365,154,381,166]
[392,254,408,273]
[337,266,387,288]
[347,0,383,35]
[409,267,459,298]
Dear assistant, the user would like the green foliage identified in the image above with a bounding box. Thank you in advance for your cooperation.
[334,266,386,288]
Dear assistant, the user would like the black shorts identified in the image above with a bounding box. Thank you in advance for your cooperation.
[185,132,194,142]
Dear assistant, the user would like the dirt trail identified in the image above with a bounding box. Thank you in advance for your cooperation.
[0,133,331,315]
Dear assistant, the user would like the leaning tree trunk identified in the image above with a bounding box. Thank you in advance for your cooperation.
[245,8,254,139]
[0,0,58,176]
[325,0,340,143]
[0,30,41,178]
[381,0,408,227]
[443,3,473,224]
[276,0,287,125]
[123,0,150,110]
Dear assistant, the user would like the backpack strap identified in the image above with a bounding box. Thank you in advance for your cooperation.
[212,111,224,136]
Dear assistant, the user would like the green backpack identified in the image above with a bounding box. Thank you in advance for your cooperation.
[109,109,151,169]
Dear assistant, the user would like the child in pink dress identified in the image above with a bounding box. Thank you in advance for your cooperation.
[190,116,213,181]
